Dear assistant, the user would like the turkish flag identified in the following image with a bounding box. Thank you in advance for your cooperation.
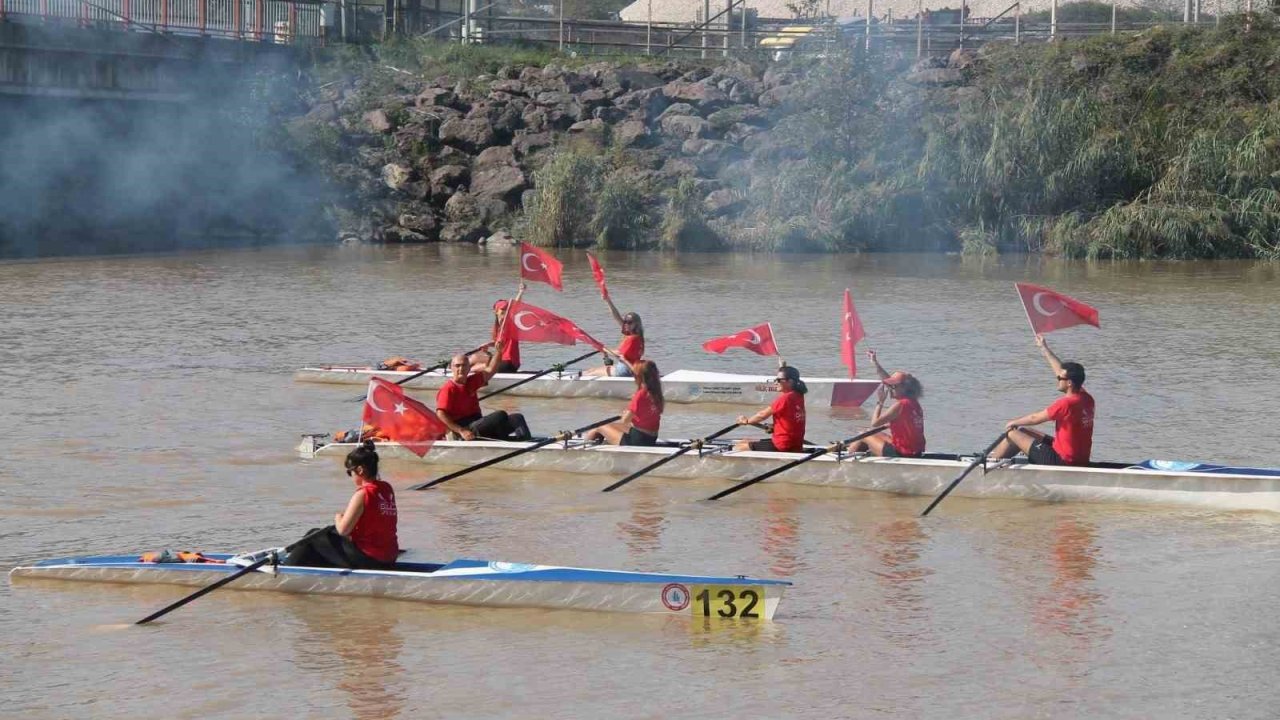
[362,377,447,456]
[840,288,866,379]
[586,252,610,300]
[1015,282,1100,335]
[702,322,779,356]
[519,242,564,291]
[503,300,605,350]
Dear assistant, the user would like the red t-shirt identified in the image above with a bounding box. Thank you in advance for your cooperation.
[627,387,661,435]
[436,372,486,422]
[491,326,520,368]
[770,391,806,452]
[888,397,926,457]
[618,334,644,364]
[1048,390,1095,465]
[350,479,399,563]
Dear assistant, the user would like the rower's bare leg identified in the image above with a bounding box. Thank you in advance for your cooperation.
[848,431,892,456]
[732,439,753,451]
[586,422,626,445]
[992,428,1042,459]
[582,365,610,377]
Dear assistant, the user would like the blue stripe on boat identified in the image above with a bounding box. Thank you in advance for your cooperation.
[27,555,791,586]
[1133,460,1280,477]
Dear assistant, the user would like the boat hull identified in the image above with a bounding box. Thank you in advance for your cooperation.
[299,437,1280,514]
[294,367,880,407]
[10,555,788,619]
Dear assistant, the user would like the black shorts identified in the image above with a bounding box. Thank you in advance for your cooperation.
[495,361,519,373]
[1027,436,1063,465]
[620,427,658,447]
[748,439,805,453]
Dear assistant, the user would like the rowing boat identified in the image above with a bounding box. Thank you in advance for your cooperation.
[294,366,880,407]
[10,551,790,619]
[298,436,1280,514]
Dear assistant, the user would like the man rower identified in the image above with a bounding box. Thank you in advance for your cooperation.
[733,365,807,453]
[435,339,532,442]
[991,335,1094,466]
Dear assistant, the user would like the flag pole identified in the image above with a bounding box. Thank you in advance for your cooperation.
[1016,282,1039,338]
[768,322,784,368]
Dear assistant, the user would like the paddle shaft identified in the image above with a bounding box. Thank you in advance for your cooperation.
[352,344,488,402]
[707,425,889,501]
[478,349,600,401]
[919,430,1012,517]
[409,415,621,491]
[601,422,743,492]
[136,526,329,625]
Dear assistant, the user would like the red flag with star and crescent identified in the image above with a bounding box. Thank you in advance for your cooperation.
[840,288,866,379]
[586,252,610,300]
[519,242,564,291]
[1015,282,1100,335]
[501,300,605,350]
[362,377,447,456]
[701,322,779,356]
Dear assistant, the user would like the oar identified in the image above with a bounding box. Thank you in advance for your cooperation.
[601,422,743,492]
[706,425,889,501]
[409,415,621,491]
[478,349,600,401]
[919,430,1011,517]
[351,343,488,402]
[136,526,330,625]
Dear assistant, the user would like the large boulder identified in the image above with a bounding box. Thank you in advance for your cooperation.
[613,87,669,124]
[513,131,555,158]
[381,163,413,190]
[660,114,711,141]
[662,80,730,111]
[430,165,469,197]
[415,87,458,109]
[614,119,650,148]
[470,147,528,206]
[906,68,964,86]
[439,117,496,152]
[363,109,394,134]
[489,79,526,95]
[707,104,770,132]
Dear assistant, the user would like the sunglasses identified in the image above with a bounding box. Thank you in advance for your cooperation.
[1056,375,1069,382]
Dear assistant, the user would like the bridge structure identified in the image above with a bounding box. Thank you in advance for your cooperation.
[0,0,324,100]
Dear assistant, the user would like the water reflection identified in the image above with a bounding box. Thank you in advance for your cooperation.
[760,498,804,578]
[1033,517,1109,646]
[290,599,409,720]
[616,485,667,559]
[869,518,933,649]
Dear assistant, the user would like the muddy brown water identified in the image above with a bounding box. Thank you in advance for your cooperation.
[3,246,1279,718]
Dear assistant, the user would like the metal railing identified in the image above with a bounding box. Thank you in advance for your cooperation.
[0,0,326,44]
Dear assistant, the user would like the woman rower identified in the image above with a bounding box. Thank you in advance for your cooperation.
[733,365,807,453]
[582,294,645,378]
[585,357,664,446]
[285,440,399,570]
[485,281,526,373]
[848,350,926,457]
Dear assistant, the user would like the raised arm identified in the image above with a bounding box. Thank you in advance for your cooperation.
[1035,335,1063,375]
[871,387,904,426]
[480,339,505,379]
[604,294,624,328]
[865,349,890,381]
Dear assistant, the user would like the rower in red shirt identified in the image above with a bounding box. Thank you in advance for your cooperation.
[435,339,532,441]
[583,293,645,378]
[992,335,1095,466]
[734,365,807,453]
[486,282,526,373]
[585,358,665,446]
[848,350,926,457]
[285,440,398,569]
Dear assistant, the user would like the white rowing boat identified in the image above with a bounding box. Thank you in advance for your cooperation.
[298,436,1280,514]
[10,551,789,619]
[294,366,880,407]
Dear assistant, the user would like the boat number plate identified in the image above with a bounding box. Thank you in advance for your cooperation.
[690,585,764,618]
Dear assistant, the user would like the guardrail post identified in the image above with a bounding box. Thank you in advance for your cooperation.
[1050,0,1057,39]
[161,0,168,31]
[1014,2,1020,43]
[916,0,922,57]
[864,0,871,50]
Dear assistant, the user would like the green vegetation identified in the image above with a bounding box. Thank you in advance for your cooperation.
[740,16,1280,258]
[523,145,659,249]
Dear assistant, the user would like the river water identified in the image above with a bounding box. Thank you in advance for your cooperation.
[3,246,1279,719]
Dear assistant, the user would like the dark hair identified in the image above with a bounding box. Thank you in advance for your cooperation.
[778,364,808,396]
[622,312,644,338]
[345,440,379,478]
[898,375,924,399]
[634,359,665,414]
[1061,361,1086,388]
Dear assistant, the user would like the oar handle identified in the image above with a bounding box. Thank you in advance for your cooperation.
[136,526,330,625]
[351,343,487,402]
[410,415,621,491]
[601,421,744,493]
[478,349,600,401]
[919,429,1012,517]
